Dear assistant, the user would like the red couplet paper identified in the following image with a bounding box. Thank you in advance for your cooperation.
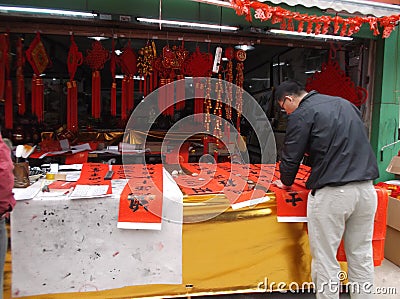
[117,164,163,230]
[267,163,310,222]
[76,163,112,194]
[174,162,272,210]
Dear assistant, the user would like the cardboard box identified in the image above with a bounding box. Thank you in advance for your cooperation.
[386,155,400,179]
[384,196,400,267]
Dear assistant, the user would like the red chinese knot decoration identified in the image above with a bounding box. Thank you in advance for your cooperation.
[85,40,110,119]
[305,48,367,107]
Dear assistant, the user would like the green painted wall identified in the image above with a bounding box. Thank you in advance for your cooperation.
[370,28,400,182]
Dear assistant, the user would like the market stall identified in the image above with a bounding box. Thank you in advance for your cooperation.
[9,162,387,299]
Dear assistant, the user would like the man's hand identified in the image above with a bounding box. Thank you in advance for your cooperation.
[273,180,292,191]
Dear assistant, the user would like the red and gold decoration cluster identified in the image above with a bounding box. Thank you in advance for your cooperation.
[1,33,247,136]
[230,0,400,38]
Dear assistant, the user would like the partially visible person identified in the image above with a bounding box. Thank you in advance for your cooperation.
[274,80,379,299]
[0,132,16,299]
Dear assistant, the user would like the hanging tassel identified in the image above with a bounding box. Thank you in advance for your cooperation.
[139,77,143,96]
[158,78,167,115]
[17,76,25,115]
[194,77,204,122]
[149,73,153,94]
[143,76,148,97]
[36,77,44,123]
[128,75,134,112]
[166,78,174,116]
[0,34,6,101]
[67,81,71,130]
[96,70,101,119]
[153,70,158,91]
[175,75,185,111]
[67,81,78,131]
[31,76,37,118]
[92,71,101,119]
[72,81,78,131]
[5,80,13,129]
[91,72,96,118]
[110,38,116,117]
[111,82,117,117]
[121,76,127,120]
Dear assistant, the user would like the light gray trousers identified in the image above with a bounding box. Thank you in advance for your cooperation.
[307,180,377,299]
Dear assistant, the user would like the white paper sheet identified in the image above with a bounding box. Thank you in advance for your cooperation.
[12,181,42,200]
[11,170,183,297]
[69,184,109,198]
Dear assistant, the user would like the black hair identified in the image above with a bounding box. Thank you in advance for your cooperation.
[274,80,305,105]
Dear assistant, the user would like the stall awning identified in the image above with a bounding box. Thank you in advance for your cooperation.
[192,0,400,17]
[259,0,400,17]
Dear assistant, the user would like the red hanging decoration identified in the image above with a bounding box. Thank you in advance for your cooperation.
[175,74,185,111]
[153,43,189,116]
[380,15,400,39]
[137,41,157,98]
[117,40,137,119]
[0,34,6,102]
[3,33,13,129]
[66,35,83,132]
[305,47,368,107]
[110,38,117,117]
[5,80,13,130]
[233,0,400,39]
[165,78,175,116]
[84,40,110,119]
[26,32,51,123]
[16,37,26,115]
[224,47,234,135]
[157,78,167,114]
[234,49,246,135]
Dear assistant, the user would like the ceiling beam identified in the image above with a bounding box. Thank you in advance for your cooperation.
[0,15,343,50]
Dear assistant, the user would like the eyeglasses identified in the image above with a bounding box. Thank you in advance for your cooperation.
[279,96,288,110]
